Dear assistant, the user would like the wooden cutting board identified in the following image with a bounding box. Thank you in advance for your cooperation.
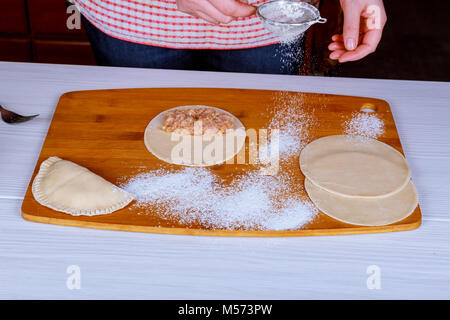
[21,88,421,237]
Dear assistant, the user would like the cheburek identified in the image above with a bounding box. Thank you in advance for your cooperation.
[32,157,134,216]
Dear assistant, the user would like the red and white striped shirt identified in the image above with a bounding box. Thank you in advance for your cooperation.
[74,0,280,49]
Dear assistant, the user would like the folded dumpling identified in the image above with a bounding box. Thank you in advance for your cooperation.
[32,157,134,216]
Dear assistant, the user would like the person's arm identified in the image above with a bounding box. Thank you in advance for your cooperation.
[329,0,387,62]
[176,0,255,25]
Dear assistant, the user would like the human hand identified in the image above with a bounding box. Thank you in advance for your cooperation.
[329,0,387,62]
[176,0,256,25]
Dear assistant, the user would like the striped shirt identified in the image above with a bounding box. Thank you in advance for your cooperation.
[74,0,281,49]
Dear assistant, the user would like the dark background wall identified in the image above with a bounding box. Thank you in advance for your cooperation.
[329,0,450,81]
[0,0,96,65]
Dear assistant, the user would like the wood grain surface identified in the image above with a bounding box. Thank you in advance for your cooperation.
[21,88,421,236]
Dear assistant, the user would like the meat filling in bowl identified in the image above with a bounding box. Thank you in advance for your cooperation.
[162,107,234,135]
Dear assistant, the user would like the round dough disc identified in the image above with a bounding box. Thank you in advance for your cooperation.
[144,105,246,166]
[305,178,418,226]
[299,135,411,198]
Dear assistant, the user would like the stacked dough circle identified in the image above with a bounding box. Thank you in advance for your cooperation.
[299,135,418,226]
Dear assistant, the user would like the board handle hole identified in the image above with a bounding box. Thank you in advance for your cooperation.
[360,103,377,113]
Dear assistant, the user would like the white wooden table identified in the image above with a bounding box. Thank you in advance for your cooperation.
[1,61,449,299]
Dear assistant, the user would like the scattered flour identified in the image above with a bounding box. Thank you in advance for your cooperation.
[122,168,317,231]
[275,36,305,74]
[121,93,318,231]
[266,91,315,158]
[344,112,385,139]
[119,91,387,232]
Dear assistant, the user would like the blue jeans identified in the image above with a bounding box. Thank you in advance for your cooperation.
[82,16,305,75]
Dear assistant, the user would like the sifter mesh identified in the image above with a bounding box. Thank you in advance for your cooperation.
[257,0,327,41]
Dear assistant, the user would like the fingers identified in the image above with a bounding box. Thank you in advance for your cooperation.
[329,49,346,61]
[341,0,362,51]
[337,44,371,62]
[209,0,256,18]
[203,2,235,24]
[177,0,255,25]
[199,0,237,24]
[329,0,386,63]
[331,34,343,42]
[177,0,232,24]
[338,28,382,62]
[328,41,345,51]
[195,11,222,24]
[328,34,345,59]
